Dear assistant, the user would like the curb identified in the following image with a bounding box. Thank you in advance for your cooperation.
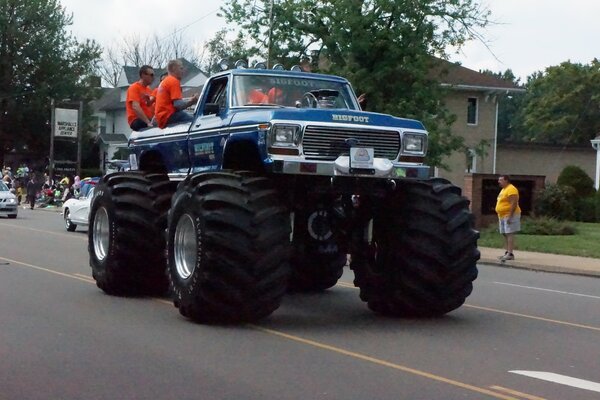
[479,257,600,278]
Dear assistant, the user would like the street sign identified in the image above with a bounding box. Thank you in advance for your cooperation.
[54,108,78,138]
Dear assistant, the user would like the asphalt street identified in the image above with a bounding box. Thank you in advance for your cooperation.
[1,208,599,400]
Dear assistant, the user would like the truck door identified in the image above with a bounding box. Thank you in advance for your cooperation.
[188,76,230,173]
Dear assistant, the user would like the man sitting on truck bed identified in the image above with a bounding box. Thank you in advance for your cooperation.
[155,59,199,128]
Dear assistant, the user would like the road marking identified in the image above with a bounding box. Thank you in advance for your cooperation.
[335,281,600,332]
[509,371,600,394]
[0,256,569,399]
[0,256,94,284]
[73,273,95,283]
[489,385,547,400]
[0,222,87,241]
[464,304,600,332]
[0,258,518,399]
[494,282,600,300]
[251,325,519,400]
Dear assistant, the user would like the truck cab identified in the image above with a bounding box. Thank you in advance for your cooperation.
[128,68,429,181]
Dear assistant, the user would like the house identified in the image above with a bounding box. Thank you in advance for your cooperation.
[431,59,525,187]
[91,59,207,171]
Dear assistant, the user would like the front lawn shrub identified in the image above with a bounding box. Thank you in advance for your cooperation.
[574,196,597,222]
[534,184,576,220]
[557,165,595,198]
[521,217,576,235]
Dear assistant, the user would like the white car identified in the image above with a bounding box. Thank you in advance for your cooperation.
[62,187,94,231]
[0,181,18,218]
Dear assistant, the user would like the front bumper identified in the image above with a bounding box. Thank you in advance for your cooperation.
[0,204,18,216]
[268,156,429,179]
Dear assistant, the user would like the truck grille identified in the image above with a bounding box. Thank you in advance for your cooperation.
[302,125,400,161]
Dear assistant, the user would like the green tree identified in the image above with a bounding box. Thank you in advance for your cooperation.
[0,0,102,167]
[479,69,524,142]
[200,28,249,74]
[221,0,491,168]
[517,60,600,145]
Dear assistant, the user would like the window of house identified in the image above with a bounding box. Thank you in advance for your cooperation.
[467,97,478,125]
[465,148,477,173]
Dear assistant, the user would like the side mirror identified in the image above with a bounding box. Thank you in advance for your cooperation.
[204,103,220,115]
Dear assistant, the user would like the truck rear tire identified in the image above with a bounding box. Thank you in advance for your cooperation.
[167,171,291,323]
[288,207,345,292]
[88,172,176,295]
[351,179,479,316]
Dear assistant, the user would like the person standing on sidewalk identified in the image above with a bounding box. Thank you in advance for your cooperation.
[26,174,37,210]
[495,175,521,261]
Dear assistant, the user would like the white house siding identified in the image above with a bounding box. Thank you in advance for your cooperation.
[496,144,596,184]
[436,90,498,188]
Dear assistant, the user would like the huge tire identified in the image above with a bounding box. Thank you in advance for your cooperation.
[351,179,479,317]
[167,171,291,323]
[88,172,177,296]
[288,206,346,292]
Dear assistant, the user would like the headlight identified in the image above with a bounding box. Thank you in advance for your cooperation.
[6,198,16,204]
[269,124,301,147]
[403,134,426,153]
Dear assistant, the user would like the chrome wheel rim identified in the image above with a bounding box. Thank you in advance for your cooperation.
[64,210,71,229]
[174,213,198,280]
[93,207,110,261]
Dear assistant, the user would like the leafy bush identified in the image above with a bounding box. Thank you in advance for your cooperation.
[574,196,597,222]
[534,184,576,220]
[557,165,595,198]
[521,217,576,235]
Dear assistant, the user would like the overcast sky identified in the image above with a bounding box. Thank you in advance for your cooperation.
[60,0,600,82]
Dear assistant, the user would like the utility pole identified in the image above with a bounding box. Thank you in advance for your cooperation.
[49,98,55,184]
[266,0,274,68]
[77,100,83,177]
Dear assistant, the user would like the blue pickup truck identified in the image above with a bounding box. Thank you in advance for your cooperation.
[88,67,479,323]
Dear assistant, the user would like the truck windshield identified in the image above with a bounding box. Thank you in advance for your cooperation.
[232,74,359,110]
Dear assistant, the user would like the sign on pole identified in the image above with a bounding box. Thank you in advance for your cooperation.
[54,108,79,138]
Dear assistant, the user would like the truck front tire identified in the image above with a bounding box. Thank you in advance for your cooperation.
[167,171,291,323]
[88,172,176,295]
[351,179,479,316]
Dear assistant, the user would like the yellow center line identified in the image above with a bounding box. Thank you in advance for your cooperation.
[0,256,538,399]
[0,256,93,284]
[335,282,600,332]
[249,325,519,400]
[0,222,87,241]
[464,304,600,332]
[490,385,547,400]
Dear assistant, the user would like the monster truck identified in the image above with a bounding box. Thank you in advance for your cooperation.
[88,65,479,323]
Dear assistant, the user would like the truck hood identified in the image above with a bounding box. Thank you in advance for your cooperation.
[229,108,426,131]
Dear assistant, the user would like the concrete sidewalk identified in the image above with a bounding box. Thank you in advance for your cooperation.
[479,247,600,278]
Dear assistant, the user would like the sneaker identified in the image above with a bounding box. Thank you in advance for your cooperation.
[498,251,508,260]
[500,253,514,261]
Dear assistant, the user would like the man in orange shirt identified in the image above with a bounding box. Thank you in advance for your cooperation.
[155,59,199,128]
[126,65,155,131]
[150,72,168,115]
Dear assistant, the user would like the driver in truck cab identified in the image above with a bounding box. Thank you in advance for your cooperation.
[245,77,285,105]
[155,59,199,128]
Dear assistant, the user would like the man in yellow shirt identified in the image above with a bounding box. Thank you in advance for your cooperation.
[495,175,521,261]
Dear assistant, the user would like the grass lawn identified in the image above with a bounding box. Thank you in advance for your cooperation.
[478,221,600,258]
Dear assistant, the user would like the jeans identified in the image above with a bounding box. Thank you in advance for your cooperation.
[166,111,194,125]
[130,119,150,131]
